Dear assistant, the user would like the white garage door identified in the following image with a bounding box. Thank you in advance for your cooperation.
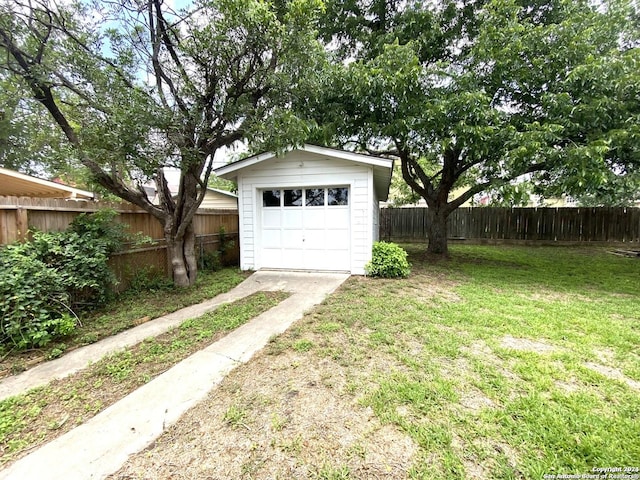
[260,187,350,271]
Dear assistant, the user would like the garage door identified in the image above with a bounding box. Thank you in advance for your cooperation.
[260,187,350,271]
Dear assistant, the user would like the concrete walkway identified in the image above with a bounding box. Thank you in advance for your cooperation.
[0,270,349,480]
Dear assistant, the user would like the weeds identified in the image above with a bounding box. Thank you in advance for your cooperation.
[223,405,249,429]
[1,268,247,375]
[0,291,287,465]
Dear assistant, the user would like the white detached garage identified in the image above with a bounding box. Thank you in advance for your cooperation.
[215,145,393,275]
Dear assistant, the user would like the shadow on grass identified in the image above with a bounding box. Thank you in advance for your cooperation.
[402,242,640,296]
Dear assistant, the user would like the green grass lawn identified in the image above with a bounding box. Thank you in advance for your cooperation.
[267,244,640,479]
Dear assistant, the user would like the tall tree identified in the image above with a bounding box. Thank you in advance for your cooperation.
[310,0,640,254]
[0,0,322,285]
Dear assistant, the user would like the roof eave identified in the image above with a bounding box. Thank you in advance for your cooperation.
[0,166,95,199]
[207,187,238,199]
[373,163,394,202]
[214,144,394,180]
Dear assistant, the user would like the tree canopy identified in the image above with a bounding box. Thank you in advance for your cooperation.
[0,0,323,284]
[309,0,640,253]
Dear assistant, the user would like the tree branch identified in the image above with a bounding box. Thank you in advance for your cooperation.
[148,1,171,110]
[155,167,175,217]
[396,139,436,200]
[342,139,399,157]
[1,22,167,220]
[398,156,431,201]
[151,0,192,113]
[448,161,549,210]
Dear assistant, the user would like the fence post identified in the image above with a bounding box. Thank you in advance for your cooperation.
[15,207,28,242]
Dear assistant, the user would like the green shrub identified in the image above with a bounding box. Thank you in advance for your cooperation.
[217,226,235,264]
[0,243,73,349]
[200,249,222,271]
[199,226,236,271]
[27,210,128,308]
[365,241,411,278]
[0,209,129,349]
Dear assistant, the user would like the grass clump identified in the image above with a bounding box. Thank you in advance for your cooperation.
[223,404,249,429]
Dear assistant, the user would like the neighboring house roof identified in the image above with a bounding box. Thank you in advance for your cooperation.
[0,166,94,199]
[145,182,237,209]
[207,188,238,199]
[199,188,238,210]
[215,144,394,201]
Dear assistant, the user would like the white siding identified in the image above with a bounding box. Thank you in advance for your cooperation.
[372,185,380,243]
[235,151,375,274]
[238,177,255,271]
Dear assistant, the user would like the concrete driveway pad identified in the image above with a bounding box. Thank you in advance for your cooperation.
[0,270,349,480]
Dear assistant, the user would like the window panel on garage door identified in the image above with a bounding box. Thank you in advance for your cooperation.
[262,189,281,207]
[284,189,303,206]
[328,187,348,206]
[305,188,325,206]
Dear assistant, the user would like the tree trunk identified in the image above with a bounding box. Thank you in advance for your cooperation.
[184,222,198,285]
[426,206,449,256]
[166,227,197,287]
[167,238,188,287]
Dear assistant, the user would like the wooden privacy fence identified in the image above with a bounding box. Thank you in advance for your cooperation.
[0,196,239,290]
[380,207,640,244]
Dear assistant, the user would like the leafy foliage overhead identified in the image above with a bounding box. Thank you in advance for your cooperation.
[309,0,640,252]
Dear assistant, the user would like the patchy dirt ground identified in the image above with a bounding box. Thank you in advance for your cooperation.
[110,345,417,480]
[500,335,558,354]
[109,267,471,479]
[584,362,640,391]
[110,269,640,480]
